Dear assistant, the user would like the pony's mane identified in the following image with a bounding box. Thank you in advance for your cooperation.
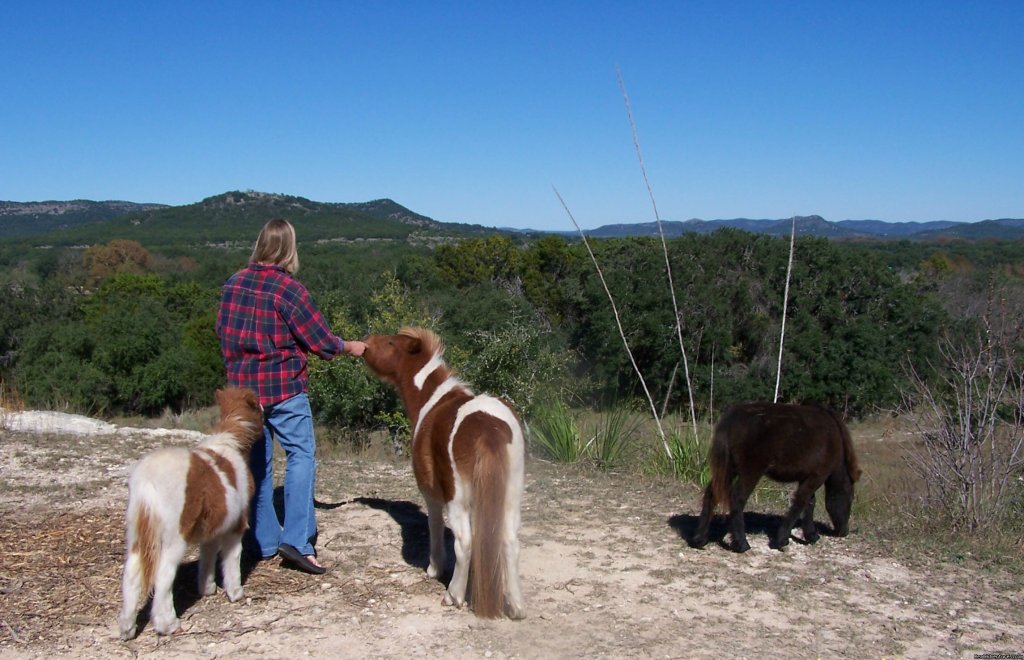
[213,413,262,443]
[210,389,263,446]
[399,326,444,358]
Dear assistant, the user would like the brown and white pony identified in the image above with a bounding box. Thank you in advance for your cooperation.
[118,387,263,640]
[363,327,525,619]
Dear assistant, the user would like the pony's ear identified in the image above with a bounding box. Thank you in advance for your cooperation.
[214,388,224,405]
[406,337,423,354]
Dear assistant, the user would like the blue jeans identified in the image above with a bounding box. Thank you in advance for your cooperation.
[249,392,318,557]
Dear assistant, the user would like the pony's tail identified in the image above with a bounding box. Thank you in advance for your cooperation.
[469,438,509,619]
[708,429,731,512]
[828,409,862,483]
[129,499,160,596]
[119,495,160,639]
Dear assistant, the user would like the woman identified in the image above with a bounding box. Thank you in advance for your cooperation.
[216,218,365,574]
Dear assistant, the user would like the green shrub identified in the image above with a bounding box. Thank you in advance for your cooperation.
[458,318,574,417]
[308,355,396,429]
[13,321,110,413]
[310,270,433,448]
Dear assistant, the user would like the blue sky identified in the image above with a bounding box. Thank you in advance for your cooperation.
[3,2,1021,230]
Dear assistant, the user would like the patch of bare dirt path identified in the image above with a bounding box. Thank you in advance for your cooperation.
[1,426,1022,659]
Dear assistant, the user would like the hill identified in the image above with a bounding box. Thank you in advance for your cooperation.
[580,216,854,239]
[834,219,962,238]
[910,218,1024,241]
[0,200,168,238]
[1,191,493,248]
[580,215,1024,241]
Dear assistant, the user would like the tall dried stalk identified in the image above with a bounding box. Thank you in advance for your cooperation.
[709,345,715,417]
[616,69,699,442]
[553,188,672,461]
[902,292,1024,530]
[660,361,679,420]
[774,215,796,402]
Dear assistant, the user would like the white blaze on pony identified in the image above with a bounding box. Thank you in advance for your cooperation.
[117,387,264,640]
[362,327,526,619]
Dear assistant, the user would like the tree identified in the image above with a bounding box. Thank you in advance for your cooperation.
[13,272,224,414]
[82,239,152,287]
[434,235,524,290]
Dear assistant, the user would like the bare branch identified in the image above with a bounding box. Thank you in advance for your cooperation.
[553,187,671,460]
[616,69,699,441]
[774,216,796,403]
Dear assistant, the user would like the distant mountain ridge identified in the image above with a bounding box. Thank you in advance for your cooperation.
[1,193,1021,242]
[835,219,962,237]
[0,191,494,244]
[0,200,168,237]
[577,215,1024,241]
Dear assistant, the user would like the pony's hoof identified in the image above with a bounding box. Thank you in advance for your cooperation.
[225,586,244,602]
[730,539,751,553]
[154,618,181,636]
[804,531,821,544]
[689,537,708,549]
[506,604,526,620]
[201,581,217,597]
[442,591,465,608]
[426,564,440,579]
[118,624,138,642]
[770,537,790,551]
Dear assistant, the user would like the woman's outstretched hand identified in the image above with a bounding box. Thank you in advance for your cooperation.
[344,340,367,357]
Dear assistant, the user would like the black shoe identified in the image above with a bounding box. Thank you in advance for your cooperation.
[278,543,326,575]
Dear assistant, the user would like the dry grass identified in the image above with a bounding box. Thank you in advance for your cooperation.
[0,509,313,645]
[108,406,219,434]
[0,511,124,643]
[849,416,1024,569]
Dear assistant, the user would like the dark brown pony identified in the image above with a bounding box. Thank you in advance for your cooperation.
[691,402,861,552]
[361,327,525,619]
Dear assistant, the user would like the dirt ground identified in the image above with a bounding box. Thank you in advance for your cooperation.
[1,412,1022,659]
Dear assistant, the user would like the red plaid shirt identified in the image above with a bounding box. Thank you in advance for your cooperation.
[216,263,344,406]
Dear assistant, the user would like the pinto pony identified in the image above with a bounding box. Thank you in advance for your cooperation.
[118,387,263,640]
[692,401,861,553]
[362,327,525,619]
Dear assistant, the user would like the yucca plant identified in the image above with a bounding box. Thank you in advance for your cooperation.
[587,405,642,471]
[665,429,711,488]
[529,400,584,463]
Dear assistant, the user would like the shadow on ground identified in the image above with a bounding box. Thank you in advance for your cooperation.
[668,511,833,551]
[354,496,455,579]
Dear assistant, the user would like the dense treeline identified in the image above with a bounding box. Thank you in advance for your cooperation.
[429,231,946,417]
[1,229,1018,424]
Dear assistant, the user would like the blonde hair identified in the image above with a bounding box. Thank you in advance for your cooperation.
[251,218,300,274]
